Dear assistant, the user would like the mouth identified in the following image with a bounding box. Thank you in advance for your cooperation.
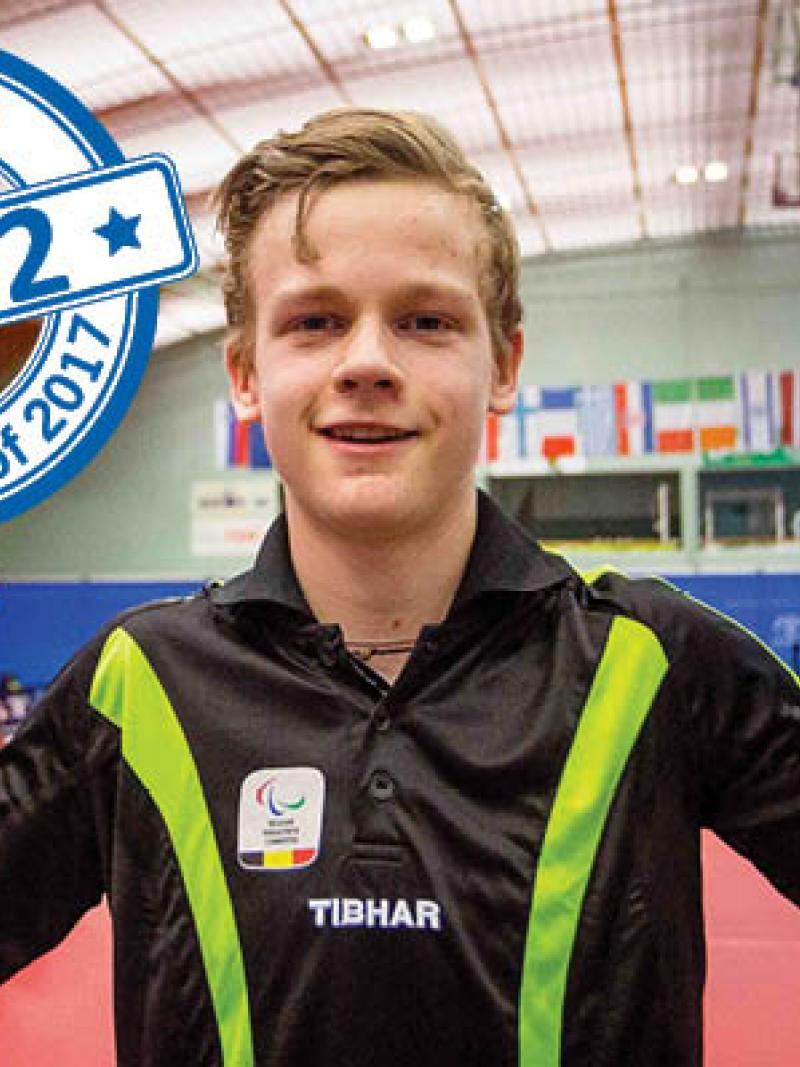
[317,424,419,445]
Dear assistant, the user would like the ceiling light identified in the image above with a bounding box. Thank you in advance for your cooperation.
[674,164,699,186]
[364,24,399,50]
[703,160,729,183]
[402,15,436,44]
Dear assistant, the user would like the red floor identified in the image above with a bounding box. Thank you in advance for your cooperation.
[0,833,797,1065]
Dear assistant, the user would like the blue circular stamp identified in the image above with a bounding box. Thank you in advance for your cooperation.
[0,49,196,522]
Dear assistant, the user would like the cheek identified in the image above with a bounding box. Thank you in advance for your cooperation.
[428,377,492,462]
[255,360,328,466]
[257,357,315,419]
[437,360,494,419]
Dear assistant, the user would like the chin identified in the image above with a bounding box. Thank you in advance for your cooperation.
[296,478,435,540]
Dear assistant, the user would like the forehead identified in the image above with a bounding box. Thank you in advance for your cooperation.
[246,179,488,303]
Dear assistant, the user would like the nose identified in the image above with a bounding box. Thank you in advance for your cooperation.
[331,318,402,396]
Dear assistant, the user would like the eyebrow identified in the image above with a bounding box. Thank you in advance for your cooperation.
[268,281,478,311]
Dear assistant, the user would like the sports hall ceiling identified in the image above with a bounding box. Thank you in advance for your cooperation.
[1,0,798,350]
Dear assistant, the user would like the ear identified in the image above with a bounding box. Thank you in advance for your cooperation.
[489,327,523,415]
[224,332,260,422]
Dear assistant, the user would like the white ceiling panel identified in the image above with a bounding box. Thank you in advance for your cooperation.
[219,85,346,150]
[512,213,548,259]
[345,56,482,114]
[106,0,294,59]
[0,2,171,107]
[291,0,459,72]
[545,207,641,251]
[469,149,528,213]
[117,116,238,195]
[456,0,608,37]
[154,308,192,349]
[187,212,225,272]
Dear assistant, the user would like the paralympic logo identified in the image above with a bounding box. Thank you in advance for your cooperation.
[255,777,307,818]
[0,49,197,522]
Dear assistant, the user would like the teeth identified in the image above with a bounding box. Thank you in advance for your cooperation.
[326,427,412,441]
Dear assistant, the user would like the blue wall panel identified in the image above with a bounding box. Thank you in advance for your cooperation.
[0,582,200,689]
[2,573,799,691]
[664,574,800,673]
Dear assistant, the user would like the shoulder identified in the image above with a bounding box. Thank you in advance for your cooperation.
[576,565,798,698]
[43,587,216,699]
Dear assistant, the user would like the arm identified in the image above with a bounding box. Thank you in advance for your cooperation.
[690,608,800,904]
[0,643,116,981]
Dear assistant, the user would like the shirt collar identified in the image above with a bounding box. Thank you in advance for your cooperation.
[212,488,574,618]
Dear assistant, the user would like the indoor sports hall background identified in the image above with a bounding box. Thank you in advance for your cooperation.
[1,1,800,1064]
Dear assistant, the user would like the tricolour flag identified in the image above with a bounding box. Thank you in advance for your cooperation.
[739,371,778,451]
[651,379,694,453]
[523,387,580,459]
[779,370,800,447]
[613,381,653,456]
[576,384,616,457]
[695,376,738,452]
[214,401,271,470]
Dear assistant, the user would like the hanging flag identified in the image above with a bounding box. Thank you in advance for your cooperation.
[525,387,580,459]
[739,371,779,451]
[214,401,272,470]
[576,384,616,456]
[614,380,654,456]
[779,370,800,447]
[651,379,694,453]
[695,375,739,452]
[510,387,541,460]
[480,411,500,464]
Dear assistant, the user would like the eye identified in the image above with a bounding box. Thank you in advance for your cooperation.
[397,314,454,333]
[291,314,340,333]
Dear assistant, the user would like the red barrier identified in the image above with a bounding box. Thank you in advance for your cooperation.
[703,833,800,1066]
[0,906,114,1066]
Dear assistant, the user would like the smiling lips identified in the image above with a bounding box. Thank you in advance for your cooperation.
[319,423,418,445]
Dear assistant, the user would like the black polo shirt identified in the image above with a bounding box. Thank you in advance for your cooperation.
[1,490,798,1067]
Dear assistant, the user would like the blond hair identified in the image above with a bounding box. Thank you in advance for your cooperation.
[214,108,521,360]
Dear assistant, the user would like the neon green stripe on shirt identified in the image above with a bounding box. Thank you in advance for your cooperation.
[90,627,254,1067]
[518,615,668,1066]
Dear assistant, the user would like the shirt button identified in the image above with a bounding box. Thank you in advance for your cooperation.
[374,708,391,732]
[368,770,395,802]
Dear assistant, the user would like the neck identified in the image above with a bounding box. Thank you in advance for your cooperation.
[286,492,478,648]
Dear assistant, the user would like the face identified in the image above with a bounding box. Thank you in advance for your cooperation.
[226,178,522,544]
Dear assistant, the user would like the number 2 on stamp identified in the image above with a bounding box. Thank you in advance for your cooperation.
[0,206,71,304]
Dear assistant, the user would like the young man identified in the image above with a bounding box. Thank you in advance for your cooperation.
[0,108,798,1066]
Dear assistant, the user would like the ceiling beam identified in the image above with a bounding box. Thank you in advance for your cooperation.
[445,0,551,251]
[92,0,244,154]
[737,0,770,227]
[607,0,647,240]
[277,0,353,106]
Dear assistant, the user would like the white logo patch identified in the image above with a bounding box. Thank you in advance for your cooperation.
[308,898,442,931]
[238,766,324,871]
